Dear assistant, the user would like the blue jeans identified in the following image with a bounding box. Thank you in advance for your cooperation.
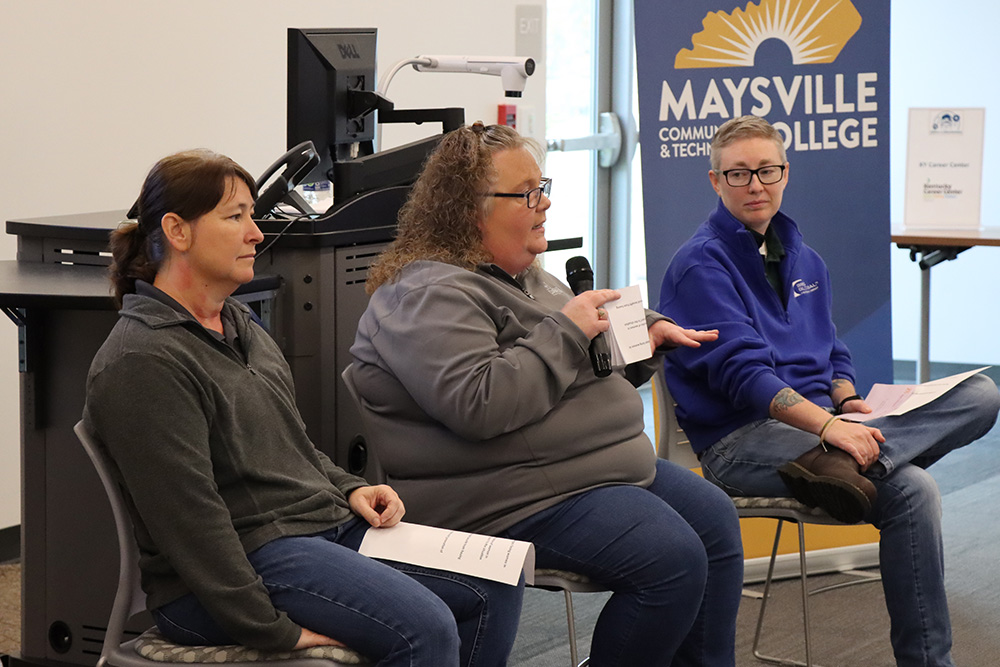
[501,458,744,666]
[700,373,1000,667]
[152,518,523,667]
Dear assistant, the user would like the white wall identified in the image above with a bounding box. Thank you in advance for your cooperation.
[0,0,546,530]
[890,1,1000,366]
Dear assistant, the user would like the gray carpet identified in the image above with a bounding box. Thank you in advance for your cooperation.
[0,563,17,662]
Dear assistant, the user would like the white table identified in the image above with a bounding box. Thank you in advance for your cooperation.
[891,227,1000,382]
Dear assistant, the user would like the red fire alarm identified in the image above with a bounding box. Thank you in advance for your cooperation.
[497,104,517,128]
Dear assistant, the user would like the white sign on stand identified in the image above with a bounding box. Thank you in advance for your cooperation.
[904,108,985,229]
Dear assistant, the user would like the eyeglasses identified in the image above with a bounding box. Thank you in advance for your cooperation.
[488,177,552,209]
[718,165,786,187]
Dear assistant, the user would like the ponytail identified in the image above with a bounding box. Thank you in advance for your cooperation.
[108,221,163,307]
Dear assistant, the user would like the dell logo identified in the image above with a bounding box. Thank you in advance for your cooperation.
[337,42,361,59]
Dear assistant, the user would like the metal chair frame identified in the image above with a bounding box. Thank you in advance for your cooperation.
[736,498,881,667]
[651,368,881,667]
[531,570,608,667]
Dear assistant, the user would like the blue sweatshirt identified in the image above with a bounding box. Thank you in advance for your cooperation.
[657,201,855,453]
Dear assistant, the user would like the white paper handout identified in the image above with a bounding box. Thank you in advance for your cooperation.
[605,284,652,367]
[359,522,535,586]
[838,367,989,422]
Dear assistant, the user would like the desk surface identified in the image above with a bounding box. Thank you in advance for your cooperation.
[0,261,114,309]
[6,198,399,249]
[7,208,583,254]
[891,226,1000,248]
[0,260,280,310]
[6,210,128,241]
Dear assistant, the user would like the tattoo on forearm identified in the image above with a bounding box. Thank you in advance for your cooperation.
[831,379,851,393]
[772,387,805,413]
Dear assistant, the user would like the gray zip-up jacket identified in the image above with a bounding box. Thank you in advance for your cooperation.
[84,284,367,651]
[351,260,665,535]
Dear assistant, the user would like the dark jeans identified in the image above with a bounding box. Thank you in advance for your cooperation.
[501,458,744,666]
[153,518,524,667]
[700,373,1000,667]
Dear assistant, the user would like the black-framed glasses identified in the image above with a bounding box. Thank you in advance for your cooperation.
[718,165,786,187]
[488,177,552,209]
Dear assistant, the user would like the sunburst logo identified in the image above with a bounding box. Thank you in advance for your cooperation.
[675,0,862,69]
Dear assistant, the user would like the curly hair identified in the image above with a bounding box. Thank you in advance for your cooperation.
[365,123,542,293]
[710,115,787,171]
[109,149,257,306]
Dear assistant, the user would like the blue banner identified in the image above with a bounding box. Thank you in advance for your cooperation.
[635,0,892,392]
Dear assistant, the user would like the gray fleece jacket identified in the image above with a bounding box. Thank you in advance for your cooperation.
[84,284,368,651]
[350,260,664,535]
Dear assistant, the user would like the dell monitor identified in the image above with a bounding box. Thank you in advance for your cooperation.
[287,28,378,184]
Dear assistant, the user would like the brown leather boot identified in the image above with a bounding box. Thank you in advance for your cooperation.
[777,445,878,523]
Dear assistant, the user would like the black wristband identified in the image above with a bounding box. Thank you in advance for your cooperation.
[835,394,862,414]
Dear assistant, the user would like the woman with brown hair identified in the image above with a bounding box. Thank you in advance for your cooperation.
[84,149,523,667]
[352,123,744,666]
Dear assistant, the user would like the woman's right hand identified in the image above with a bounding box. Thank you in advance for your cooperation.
[294,626,345,649]
[561,289,620,339]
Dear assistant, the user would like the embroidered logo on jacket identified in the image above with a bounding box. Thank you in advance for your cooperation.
[791,278,820,297]
[542,280,568,297]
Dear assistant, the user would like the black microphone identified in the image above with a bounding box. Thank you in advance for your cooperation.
[566,256,613,378]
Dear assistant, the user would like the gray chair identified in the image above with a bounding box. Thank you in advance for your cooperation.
[340,364,602,667]
[72,421,368,667]
[528,570,607,667]
[650,369,881,667]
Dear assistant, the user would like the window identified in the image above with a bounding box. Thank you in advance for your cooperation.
[546,0,656,439]
[542,0,598,276]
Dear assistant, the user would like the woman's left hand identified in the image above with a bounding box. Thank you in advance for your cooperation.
[349,485,406,528]
[648,320,719,352]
